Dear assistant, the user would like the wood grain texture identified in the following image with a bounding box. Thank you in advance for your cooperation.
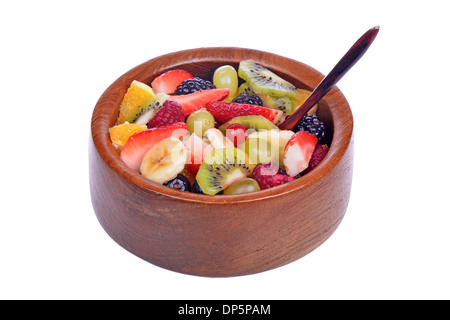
[89,47,354,277]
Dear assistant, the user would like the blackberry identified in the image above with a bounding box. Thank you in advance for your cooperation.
[192,180,222,194]
[174,77,216,95]
[164,174,192,192]
[293,114,326,144]
[192,180,204,194]
[232,93,263,106]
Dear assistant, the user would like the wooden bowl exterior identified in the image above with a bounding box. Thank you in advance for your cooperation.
[89,47,353,277]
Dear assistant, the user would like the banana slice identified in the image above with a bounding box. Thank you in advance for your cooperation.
[204,128,234,149]
[140,136,187,184]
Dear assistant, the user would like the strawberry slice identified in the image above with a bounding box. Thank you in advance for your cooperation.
[283,130,318,177]
[168,88,230,116]
[151,70,193,94]
[120,122,189,171]
[206,101,284,125]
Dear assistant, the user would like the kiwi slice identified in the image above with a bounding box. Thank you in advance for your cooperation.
[238,82,256,95]
[218,115,278,134]
[260,95,298,115]
[196,148,255,195]
[238,60,300,100]
[239,83,310,115]
[127,93,169,124]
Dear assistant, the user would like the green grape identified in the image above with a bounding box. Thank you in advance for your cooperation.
[186,108,215,137]
[240,137,278,165]
[213,65,238,100]
[224,178,261,195]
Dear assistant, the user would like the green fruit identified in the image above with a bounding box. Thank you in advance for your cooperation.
[186,108,215,137]
[239,82,304,115]
[240,137,278,165]
[213,65,238,99]
[238,82,256,95]
[218,115,278,134]
[238,59,301,100]
[247,129,295,167]
[260,95,298,115]
[127,93,169,124]
[196,148,255,195]
[261,89,316,115]
[224,178,261,195]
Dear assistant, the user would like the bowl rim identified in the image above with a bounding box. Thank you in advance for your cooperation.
[90,47,353,204]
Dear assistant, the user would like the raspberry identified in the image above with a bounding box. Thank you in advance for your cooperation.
[174,77,216,95]
[252,162,295,189]
[147,100,185,128]
[293,114,326,144]
[232,93,263,106]
[303,144,329,174]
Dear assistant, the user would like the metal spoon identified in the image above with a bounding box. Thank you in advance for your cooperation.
[279,25,380,130]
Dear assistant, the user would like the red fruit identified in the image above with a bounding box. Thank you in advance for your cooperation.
[225,123,247,147]
[252,162,295,189]
[168,88,230,116]
[120,122,189,171]
[148,100,185,128]
[283,131,318,177]
[184,133,214,174]
[151,70,193,94]
[205,101,283,125]
[303,144,329,174]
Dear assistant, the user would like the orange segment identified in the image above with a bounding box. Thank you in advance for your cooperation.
[117,80,154,124]
[295,89,318,115]
[109,122,147,148]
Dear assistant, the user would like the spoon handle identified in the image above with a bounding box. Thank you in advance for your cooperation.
[279,26,380,130]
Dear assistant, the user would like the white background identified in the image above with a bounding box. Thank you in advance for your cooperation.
[1,0,449,300]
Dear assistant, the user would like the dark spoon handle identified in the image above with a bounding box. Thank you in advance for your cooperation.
[279,26,380,130]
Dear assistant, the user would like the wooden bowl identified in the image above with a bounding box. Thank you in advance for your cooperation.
[89,47,353,277]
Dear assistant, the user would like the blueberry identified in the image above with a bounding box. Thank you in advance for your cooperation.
[164,174,192,192]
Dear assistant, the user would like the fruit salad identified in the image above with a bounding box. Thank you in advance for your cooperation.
[108,60,330,195]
